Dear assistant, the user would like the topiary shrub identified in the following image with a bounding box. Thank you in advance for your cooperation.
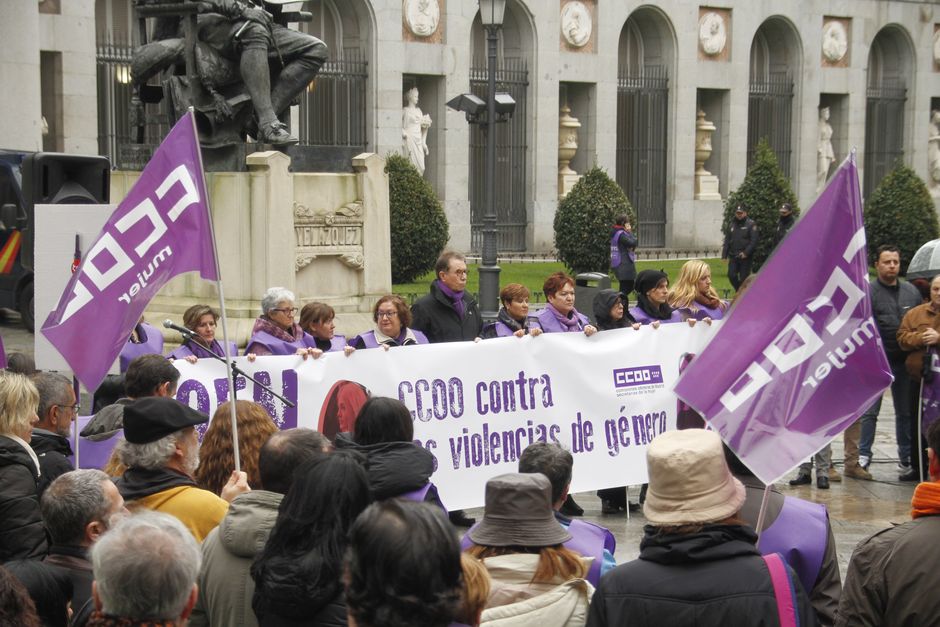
[721,138,799,271]
[387,153,450,284]
[554,167,636,274]
[864,162,939,274]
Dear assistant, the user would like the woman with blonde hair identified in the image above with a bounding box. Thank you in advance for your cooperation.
[667,260,729,321]
[464,473,593,626]
[0,372,47,561]
[195,400,278,496]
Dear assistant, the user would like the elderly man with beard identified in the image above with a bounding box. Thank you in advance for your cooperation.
[114,398,248,541]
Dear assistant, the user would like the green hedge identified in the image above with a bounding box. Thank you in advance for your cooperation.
[553,167,636,274]
[863,163,939,273]
[721,139,799,271]
[387,153,450,284]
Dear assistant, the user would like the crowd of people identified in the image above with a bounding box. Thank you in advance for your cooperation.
[2,245,940,626]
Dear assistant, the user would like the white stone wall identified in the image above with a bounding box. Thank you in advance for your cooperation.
[0,0,97,154]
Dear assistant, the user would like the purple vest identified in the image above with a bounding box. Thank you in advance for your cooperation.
[628,306,683,325]
[399,482,447,512]
[73,415,120,470]
[459,517,614,587]
[758,495,828,594]
[0,335,6,369]
[535,307,589,333]
[353,329,429,349]
[168,339,239,361]
[245,329,316,356]
[486,317,541,338]
[678,301,728,321]
[325,334,347,352]
[119,323,165,372]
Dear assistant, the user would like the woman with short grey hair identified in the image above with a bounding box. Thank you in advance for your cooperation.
[245,287,320,357]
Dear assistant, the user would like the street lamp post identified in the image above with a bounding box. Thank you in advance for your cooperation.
[478,0,506,321]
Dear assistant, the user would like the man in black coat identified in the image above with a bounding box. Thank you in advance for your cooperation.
[410,251,482,527]
[721,204,759,291]
[29,372,78,495]
[411,251,483,343]
[41,469,129,615]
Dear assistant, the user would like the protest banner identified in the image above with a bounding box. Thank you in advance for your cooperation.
[166,322,715,509]
[41,111,219,392]
[675,155,892,485]
[921,348,940,435]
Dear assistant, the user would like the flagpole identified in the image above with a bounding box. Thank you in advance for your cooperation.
[188,108,241,474]
[754,484,772,548]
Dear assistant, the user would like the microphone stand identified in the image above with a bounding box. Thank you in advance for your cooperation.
[175,328,295,408]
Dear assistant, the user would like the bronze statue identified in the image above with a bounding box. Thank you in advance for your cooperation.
[131,0,328,147]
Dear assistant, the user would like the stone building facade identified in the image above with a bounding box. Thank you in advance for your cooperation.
[3,0,940,253]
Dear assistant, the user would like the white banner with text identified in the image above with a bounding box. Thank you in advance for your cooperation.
[172,322,717,509]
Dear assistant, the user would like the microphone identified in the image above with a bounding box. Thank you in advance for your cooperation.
[163,319,196,338]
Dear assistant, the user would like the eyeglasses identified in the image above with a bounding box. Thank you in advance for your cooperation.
[271,307,298,315]
[450,269,468,276]
[58,404,80,413]
[377,311,399,319]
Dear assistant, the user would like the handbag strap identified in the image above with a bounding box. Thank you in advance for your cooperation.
[762,553,800,627]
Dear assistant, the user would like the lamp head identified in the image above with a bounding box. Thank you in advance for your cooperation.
[479,0,507,27]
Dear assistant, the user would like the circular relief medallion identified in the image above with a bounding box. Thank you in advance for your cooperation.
[699,12,727,56]
[404,0,440,38]
[561,1,592,48]
[822,21,848,63]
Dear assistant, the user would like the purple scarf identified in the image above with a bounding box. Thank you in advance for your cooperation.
[545,302,583,331]
[436,280,466,319]
[251,316,305,343]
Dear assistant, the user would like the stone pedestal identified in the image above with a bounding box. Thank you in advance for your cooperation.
[694,110,722,201]
[111,151,391,347]
[558,105,582,198]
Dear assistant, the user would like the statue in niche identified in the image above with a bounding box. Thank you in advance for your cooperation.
[822,21,848,64]
[402,87,432,175]
[817,107,836,194]
[933,29,940,66]
[929,110,940,194]
[129,0,328,148]
[561,1,592,48]
[699,12,727,56]
[404,0,440,38]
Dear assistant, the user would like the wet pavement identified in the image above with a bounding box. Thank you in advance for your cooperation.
[1,313,918,578]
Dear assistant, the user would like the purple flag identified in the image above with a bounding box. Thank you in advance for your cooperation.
[41,112,218,391]
[674,156,892,484]
[0,335,6,369]
[921,348,940,434]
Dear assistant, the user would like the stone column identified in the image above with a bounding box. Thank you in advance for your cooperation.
[353,152,392,302]
[247,151,296,296]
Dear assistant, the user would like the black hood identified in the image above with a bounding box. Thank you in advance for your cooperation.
[639,524,759,566]
[114,466,197,501]
[334,433,434,500]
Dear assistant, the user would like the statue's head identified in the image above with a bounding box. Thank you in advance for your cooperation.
[406,86,419,104]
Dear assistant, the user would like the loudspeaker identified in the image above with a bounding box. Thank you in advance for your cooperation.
[20,152,110,270]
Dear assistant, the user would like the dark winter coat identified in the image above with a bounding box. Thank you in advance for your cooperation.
[586,524,818,627]
[593,289,636,330]
[30,428,74,496]
[722,216,758,258]
[869,278,922,360]
[610,226,638,281]
[0,435,49,561]
[333,434,436,501]
[411,281,483,343]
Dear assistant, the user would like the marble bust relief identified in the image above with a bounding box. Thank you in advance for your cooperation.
[404,0,440,38]
[561,1,592,48]
[934,28,940,66]
[822,21,848,63]
[699,12,727,56]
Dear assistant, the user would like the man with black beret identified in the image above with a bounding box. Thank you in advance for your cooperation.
[114,397,248,541]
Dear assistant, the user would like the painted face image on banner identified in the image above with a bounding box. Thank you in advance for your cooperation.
[318,380,370,440]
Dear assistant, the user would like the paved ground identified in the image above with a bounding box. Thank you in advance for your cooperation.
[1,312,917,578]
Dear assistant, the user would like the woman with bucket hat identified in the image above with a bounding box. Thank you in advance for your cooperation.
[464,473,593,626]
[586,429,818,627]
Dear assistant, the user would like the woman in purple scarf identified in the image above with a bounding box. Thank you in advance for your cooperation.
[166,304,239,364]
[534,272,597,336]
[245,287,319,357]
[668,260,730,322]
[628,270,685,326]
[351,295,429,349]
